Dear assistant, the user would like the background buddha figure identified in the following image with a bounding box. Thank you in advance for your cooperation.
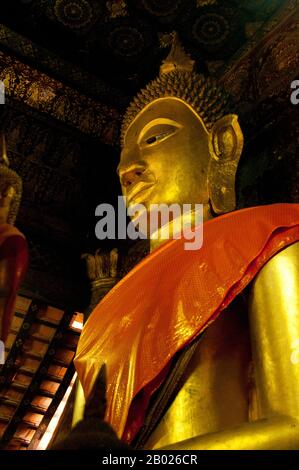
[0,133,28,343]
[74,37,299,450]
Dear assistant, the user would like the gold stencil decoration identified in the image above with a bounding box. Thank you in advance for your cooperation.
[158,31,176,49]
[106,0,128,18]
[0,134,22,225]
[196,0,218,7]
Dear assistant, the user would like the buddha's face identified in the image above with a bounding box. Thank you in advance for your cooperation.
[0,185,15,224]
[118,98,212,220]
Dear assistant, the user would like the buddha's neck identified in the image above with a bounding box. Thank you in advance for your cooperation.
[150,203,213,252]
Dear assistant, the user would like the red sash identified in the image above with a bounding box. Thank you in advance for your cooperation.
[75,204,299,443]
[0,224,28,342]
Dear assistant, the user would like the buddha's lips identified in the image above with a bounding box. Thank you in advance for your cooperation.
[126,182,156,205]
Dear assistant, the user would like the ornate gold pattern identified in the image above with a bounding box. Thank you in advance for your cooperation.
[0,51,120,144]
[158,31,176,49]
[196,0,218,6]
[106,0,128,18]
[0,135,22,225]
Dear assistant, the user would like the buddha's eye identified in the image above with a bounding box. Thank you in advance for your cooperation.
[139,121,181,148]
[144,126,177,145]
[146,136,158,145]
[145,131,173,145]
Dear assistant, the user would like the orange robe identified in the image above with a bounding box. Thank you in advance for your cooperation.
[75,203,299,443]
[0,223,28,342]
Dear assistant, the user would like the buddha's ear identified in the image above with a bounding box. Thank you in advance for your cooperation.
[207,114,243,214]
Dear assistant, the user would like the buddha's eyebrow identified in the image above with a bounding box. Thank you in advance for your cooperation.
[138,118,181,142]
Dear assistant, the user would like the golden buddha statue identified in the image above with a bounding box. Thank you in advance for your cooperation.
[74,36,299,450]
[0,133,28,343]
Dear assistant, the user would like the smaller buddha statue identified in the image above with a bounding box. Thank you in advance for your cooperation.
[0,133,28,343]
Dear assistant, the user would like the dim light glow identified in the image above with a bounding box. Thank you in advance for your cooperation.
[71,320,83,331]
[36,373,77,450]
[69,313,84,332]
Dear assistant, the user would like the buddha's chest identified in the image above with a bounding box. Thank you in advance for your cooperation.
[145,298,253,449]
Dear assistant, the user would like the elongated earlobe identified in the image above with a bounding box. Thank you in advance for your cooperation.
[208,114,243,214]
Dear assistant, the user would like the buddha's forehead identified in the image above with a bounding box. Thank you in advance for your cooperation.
[123,97,204,147]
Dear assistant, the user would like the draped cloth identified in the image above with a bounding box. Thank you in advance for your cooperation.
[0,223,28,342]
[74,203,299,443]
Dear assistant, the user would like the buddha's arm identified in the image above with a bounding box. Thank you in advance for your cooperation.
[162,241,299,450]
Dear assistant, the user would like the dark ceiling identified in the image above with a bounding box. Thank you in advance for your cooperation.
[0,0,285,108]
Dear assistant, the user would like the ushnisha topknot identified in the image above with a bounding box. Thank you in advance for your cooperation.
[120,33,233,148]
[0,133,22,225]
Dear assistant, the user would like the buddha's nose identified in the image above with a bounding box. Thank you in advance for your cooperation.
[118,163,147,188]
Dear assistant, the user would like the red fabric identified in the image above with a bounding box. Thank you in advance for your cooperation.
[74,203,299,443]
[0,224,28,342]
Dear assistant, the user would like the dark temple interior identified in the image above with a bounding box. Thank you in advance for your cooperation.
[0,0,298,450]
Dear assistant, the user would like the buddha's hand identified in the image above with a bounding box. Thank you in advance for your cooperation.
[81,248,119,282]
